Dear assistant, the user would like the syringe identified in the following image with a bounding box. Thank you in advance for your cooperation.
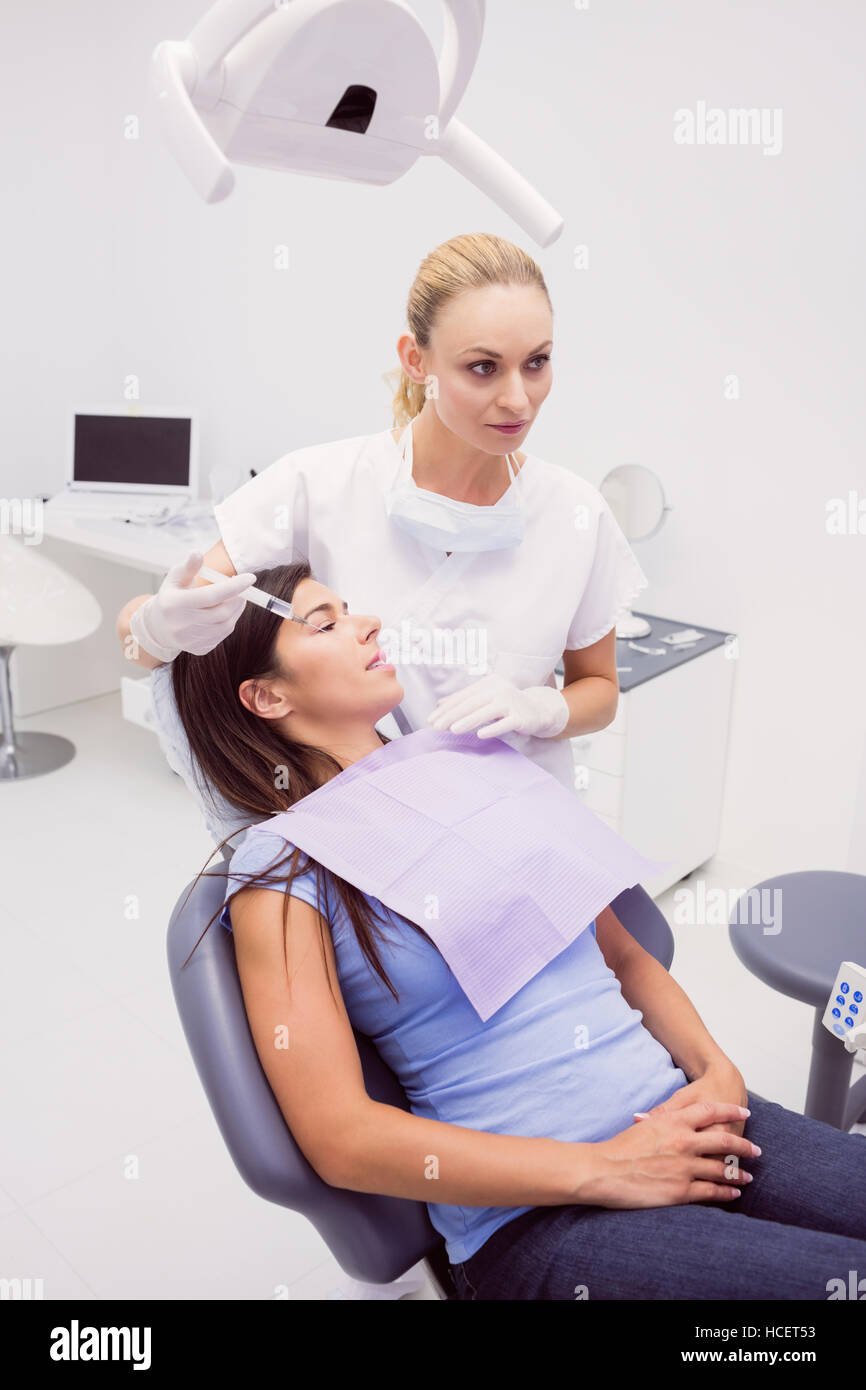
[197,565,323,630]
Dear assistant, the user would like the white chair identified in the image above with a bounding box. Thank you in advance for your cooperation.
[0,536,101,780]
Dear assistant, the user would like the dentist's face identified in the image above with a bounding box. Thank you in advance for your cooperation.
[239,578,403,731]
[407,282,553,453]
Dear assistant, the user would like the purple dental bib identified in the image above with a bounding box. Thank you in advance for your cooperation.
[250,728,672,1022]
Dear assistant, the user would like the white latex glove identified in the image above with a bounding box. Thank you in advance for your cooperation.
[426,673,570,740]
[129,551,258,662]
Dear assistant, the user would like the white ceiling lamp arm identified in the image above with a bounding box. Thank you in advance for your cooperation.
[148,0,276,204]
[149,40,232,203]
[184,0,275,74]
[437,0,485,132]
[436,120,564,248]
[436,0,563,247]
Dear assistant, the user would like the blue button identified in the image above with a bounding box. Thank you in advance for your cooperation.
[840,982,850,993]
[832,1007,841,1017]
[854,991,863,1003]
[851,1004,859,1015]
[845,1017,855,1028]
[837,995,846,1005]
[834,1024,845,1035]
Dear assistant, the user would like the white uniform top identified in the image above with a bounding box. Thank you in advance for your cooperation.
[150,426,648,848]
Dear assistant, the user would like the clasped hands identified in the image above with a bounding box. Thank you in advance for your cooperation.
[426,672,569,740]
[633,1063,751,1139]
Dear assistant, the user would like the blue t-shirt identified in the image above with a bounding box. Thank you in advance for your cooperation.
[219,829,688,1265]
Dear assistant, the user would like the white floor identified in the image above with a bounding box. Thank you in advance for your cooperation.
[2,691,863,1301]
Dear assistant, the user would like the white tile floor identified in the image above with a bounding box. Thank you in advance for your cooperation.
[2,691,863,1300]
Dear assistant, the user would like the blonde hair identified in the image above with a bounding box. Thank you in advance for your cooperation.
[384,232,552,429]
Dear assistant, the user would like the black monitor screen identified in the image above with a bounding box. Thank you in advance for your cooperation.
[73,414,191,487]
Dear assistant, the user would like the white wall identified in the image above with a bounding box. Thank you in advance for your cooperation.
[2,0,863,872]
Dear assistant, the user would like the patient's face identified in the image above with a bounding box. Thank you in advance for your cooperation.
[270,577,402,727]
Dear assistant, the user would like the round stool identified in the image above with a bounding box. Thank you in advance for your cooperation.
[729,869,866,1131]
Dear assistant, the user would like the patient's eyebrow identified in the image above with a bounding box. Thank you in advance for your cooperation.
[300,599,349,621]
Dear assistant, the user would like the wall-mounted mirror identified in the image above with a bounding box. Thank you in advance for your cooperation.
[599,464,672,638]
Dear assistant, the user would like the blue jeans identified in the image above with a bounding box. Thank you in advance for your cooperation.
[450,1092,866,1300]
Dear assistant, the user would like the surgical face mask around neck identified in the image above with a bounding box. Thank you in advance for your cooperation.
[383,418,527,552]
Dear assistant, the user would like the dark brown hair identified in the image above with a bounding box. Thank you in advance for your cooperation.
[172,559,434,1002]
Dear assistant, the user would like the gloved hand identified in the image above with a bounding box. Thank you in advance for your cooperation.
[129,551,258,662]
[426,673,570,740]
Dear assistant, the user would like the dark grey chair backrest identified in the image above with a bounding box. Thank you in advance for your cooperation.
[167,860,673,1287]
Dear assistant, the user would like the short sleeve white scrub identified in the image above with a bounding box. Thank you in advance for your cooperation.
[211,427,648,787]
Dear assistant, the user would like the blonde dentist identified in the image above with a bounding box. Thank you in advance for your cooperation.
[118,233,647,818]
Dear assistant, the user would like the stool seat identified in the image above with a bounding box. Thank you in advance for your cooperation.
[729,869,866,1130]
[728,869,866,1008]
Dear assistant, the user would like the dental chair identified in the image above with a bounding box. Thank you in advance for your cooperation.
[167,858,677,1300]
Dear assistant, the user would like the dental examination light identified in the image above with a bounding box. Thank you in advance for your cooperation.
[148,0,564,247]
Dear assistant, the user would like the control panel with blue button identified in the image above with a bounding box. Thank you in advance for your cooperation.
[822,961,866,1055]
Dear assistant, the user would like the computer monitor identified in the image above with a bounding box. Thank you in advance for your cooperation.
[66,405,199,497]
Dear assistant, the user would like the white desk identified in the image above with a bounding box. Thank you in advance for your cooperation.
[13,512,219,718]
[40,510,221,576]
